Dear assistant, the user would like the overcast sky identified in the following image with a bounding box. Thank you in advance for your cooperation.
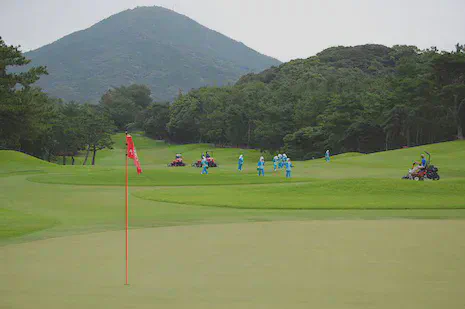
[1,0,464,62]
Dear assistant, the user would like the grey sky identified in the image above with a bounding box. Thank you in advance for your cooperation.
[1,0,464,62]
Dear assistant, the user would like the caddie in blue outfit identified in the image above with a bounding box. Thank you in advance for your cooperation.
[257,156,265,176]
[201,157,208,175]
[285,158,293,178]
[238,154,244,171]
[278,154,283,169]
[273,155,278,171]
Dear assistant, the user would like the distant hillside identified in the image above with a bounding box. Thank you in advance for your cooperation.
[237,44,398,85]
[24,6,280,102]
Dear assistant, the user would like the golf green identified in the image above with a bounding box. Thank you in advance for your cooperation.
[2,221,464,309]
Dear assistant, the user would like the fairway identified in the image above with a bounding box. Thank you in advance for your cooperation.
[1,135,465,308]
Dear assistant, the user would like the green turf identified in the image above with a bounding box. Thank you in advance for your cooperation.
[2,221,465,309]
[27,167,314,186]
[0,150,56,174]
[1,136,465,245]
[0,208,58,238]
[2,136,465,309]
[134,178,465,209]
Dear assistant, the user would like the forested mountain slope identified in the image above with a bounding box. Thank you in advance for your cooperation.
[24,6,280,102]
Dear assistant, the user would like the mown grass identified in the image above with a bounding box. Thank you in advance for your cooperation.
[0,208,59,238]
[1,135,464,244]
[134,178,465,209]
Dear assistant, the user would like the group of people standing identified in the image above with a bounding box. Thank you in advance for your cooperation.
[201,150,332,177]
[238,154,294,178]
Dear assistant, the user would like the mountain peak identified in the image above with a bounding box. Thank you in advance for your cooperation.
[25,6,280,102]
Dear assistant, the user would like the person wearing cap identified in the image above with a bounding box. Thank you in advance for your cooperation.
[201,156,208,175]
[325,150,330,162]
[410,154,428,175]
[273,154,279,171]
[238,154,244,171]
[257,156,265,176]
[285,158,293,178]
[420,154,427,168]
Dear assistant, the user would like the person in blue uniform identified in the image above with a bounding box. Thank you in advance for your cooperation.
[282,153,288,168]
[201,157,208,175]
[238,154,244,171]
[325,150,330,162]
[285,158,293,178]
[257,156,265,176]
[273,155,279,171]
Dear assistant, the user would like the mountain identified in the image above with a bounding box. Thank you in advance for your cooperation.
[25,6,280,102]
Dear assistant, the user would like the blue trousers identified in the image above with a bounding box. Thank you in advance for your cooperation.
[286,170,291,178]
[273,163,277,171]
[238,164,243,171]
[258,168,265,176]
[325,157,330,162]
[202,167,208,174]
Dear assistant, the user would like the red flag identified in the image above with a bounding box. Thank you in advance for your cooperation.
[126,134,142,174]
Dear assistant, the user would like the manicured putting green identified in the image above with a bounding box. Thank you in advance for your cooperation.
[2,221,464,309]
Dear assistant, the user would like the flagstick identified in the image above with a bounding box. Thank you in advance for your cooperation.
[125,142,129,285]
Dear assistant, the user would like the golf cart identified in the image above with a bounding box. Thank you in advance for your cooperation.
[167,154,186,167]
[192,151,218,168]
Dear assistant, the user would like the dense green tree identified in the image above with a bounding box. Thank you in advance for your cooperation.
[142,102,170,140]
[1,37,116,164]
[164,44,464,159]
[53,102,86,165]
[0,37,50,154]
[80,104,115,165]
[432,44,465,139]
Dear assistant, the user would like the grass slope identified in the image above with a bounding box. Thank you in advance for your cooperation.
[0,150,55,175]
[1,136,465,244]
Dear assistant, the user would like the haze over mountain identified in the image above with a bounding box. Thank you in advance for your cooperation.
[25,6,280,102]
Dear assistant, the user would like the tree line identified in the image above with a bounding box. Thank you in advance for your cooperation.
[135,44,464,159]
